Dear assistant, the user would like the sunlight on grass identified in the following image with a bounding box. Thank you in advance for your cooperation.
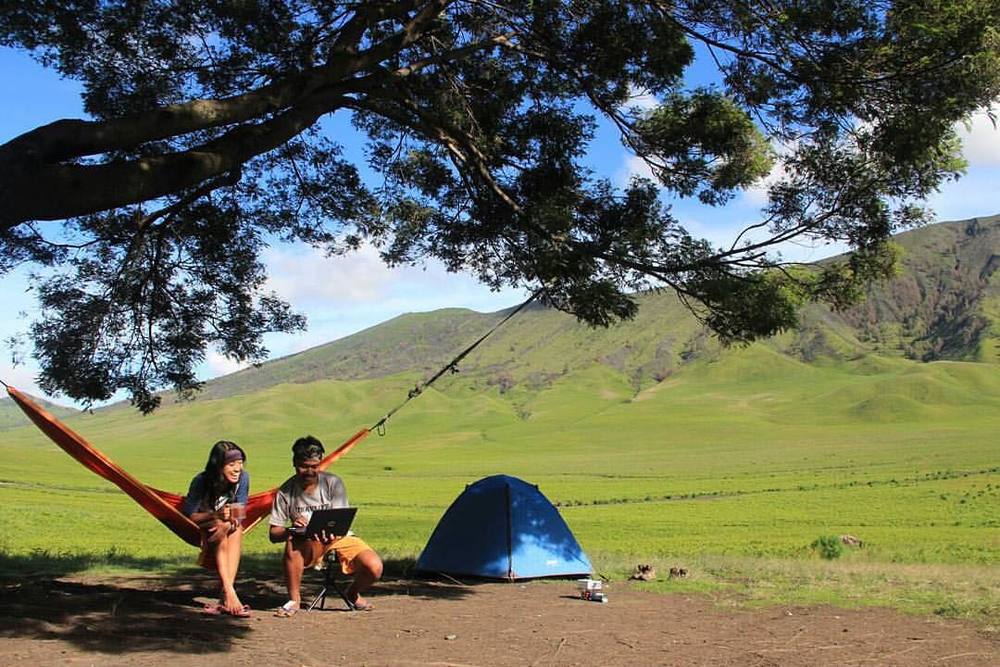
[1,350,998,630]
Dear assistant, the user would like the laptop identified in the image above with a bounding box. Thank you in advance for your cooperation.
[297,507,358,539]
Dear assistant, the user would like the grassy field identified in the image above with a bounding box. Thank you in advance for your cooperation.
[1,346,998,626]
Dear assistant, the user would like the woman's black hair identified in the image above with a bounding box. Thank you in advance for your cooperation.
[200,440,246,509]
[292,435,325,463]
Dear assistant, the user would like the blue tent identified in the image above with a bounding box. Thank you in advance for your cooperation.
[415,474,592,580]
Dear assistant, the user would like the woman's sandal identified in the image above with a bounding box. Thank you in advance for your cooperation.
[274,601,299,618]
[206,602,252,617]
[228,604,252,618]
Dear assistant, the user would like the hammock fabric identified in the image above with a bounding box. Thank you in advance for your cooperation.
[5,384,371,547]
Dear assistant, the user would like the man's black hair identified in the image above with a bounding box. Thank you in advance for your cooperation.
[292,435,325,462]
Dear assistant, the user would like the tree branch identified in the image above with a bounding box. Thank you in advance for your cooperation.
[0,79,378,226]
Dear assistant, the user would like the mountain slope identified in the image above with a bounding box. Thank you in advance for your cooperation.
[194,215,998,404]
[0,393,78,431]
[198,287,709,401]
[836,214,1000,363]
[194,307,507,400]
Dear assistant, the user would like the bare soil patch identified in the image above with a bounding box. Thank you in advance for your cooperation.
[0,572,996,666]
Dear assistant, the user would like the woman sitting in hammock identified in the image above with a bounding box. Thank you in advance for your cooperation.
[182,440,251,617]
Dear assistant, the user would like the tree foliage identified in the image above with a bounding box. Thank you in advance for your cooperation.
[0,0,997,411]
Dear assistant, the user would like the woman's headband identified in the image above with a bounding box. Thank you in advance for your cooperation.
[223,448,245,464]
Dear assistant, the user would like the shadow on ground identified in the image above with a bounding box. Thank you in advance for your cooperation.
[0,552,483,655]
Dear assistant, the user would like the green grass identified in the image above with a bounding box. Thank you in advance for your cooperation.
[1,349,998,626]
[615,556,999,627]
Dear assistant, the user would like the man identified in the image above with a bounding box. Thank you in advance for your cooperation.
[269,435,383,617]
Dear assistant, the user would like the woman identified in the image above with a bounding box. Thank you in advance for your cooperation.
[182,440,250,616]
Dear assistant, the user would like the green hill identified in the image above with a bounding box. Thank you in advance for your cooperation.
[815,214,1000,363]
[0,393,77,431]
[193,307,508,400]
[192,215,999,407]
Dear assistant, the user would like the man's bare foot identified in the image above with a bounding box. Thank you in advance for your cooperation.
[350,596,374,611]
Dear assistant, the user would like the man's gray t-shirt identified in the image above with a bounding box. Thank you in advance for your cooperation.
[269,471,349,526]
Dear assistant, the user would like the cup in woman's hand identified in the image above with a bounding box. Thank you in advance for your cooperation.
[227,503,246,521]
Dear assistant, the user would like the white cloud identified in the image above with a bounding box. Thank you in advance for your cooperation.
[615,154,656,188]
[0,361,43,398]
[680,213,847,264]
[252,241,530,365]
[742,159,787,207]
[263,244,395,305]
[957,108,1000,168]
[679,216,747,251]
[611,87,661,188]
[741,139,798,207]
[264,242,525,313]
[624,85,659,112]
[204,350,252,378]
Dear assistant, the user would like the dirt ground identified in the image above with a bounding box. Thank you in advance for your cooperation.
[0,571,996,666]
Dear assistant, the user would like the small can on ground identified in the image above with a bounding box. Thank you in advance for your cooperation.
[577,578,607,602]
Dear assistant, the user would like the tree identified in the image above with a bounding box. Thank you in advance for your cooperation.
[1,0,997,411]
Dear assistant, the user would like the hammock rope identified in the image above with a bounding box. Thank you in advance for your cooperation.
[5,291,538,544]
[371,290,539,434]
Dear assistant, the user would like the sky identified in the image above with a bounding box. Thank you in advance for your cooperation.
[1,44,998,406]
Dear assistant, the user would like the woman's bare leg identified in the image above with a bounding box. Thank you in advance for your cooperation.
[216,526,244,613]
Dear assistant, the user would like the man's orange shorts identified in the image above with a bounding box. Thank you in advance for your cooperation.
[302,535,373,574]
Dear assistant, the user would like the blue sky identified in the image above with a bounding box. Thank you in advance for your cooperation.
[2,45,998,404]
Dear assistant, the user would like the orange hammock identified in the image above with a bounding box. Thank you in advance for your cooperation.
[5,384,371,547]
